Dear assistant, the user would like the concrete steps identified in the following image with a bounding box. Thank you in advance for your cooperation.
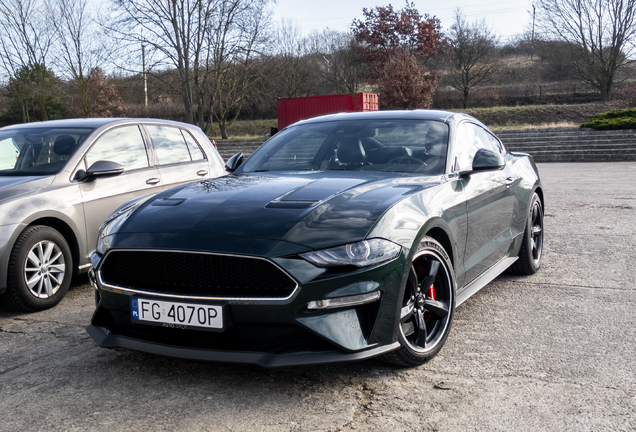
[213,128,636,163]
[495,128,636,162]
[214,139,265,160]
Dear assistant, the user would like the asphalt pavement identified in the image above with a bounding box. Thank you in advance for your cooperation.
[1,162,635,431]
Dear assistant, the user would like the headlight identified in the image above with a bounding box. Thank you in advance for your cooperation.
[96,194,157,254]
[300,238,401,268]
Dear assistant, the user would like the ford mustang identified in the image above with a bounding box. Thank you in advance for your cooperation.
[86,110,544,367]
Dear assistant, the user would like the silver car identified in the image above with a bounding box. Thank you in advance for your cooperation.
[0,118,226,311]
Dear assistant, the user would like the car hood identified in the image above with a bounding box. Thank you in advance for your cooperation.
[0,175,54,204]
[117,171,441,250]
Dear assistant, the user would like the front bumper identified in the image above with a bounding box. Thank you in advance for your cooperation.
[87,246,409,366]
[86,324,400,367]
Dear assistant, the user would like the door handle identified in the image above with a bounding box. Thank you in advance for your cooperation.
[197,170,208,176]
[505,177,514,187]
[146,178,161,185]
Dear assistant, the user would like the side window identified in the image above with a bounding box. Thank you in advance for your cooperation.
[181,130,205,161]
[475,127,504,154]
[455,123,479,171]
[485,131,504,154]
[455,123,500,170]
[146,125,192,165]
[85,125,149,171]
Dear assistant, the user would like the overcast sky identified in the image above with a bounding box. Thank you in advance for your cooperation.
[271,0,534,42]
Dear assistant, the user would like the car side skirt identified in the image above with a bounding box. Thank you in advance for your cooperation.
[86,325,401,368]
[456,256,518,306]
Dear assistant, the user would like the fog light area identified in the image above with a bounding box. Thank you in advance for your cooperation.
[306,291,381,310]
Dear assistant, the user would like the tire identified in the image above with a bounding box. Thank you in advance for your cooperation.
[4,225,73,312]
[511,192,543,275]
[382,236,455,367]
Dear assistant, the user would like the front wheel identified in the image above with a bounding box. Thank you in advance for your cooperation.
[4,225,73,311]
[382,236,455,367]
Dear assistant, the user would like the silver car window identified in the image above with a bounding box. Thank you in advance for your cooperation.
[181,130,205,161]
[86,125,149,170]
[146,125,192,165]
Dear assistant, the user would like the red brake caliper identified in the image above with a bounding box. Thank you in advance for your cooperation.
[428,284,436,300]
[424,284,435,322]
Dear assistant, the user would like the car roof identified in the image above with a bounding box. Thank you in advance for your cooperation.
[0,118,202,131]
[294,109,476,126]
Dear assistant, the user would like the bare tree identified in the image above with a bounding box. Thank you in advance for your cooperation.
[209,2,270,138]
[446,9,499,109]
[307,29,362,94]
[48,0,104,117]
[108,0,271,134]
[0,0,50,73]
[536,0,636,101]
[0,0,55,121]
[268,20,311,99]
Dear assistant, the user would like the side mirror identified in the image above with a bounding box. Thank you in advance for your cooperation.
[225,152,244,172]
[80,160,124,182]
[459,149,504,177]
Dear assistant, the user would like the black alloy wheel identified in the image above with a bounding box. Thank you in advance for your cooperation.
[512,192,543,275]
[4,225,73,311]
[382,236,455,366]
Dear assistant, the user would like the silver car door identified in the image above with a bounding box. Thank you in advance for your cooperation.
[144,125,210,188]
[78,125,163,257]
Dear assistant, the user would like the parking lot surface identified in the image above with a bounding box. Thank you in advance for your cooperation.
[1,162,635,431]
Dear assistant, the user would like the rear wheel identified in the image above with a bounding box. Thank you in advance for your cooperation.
[511,192,543,275]
[382,236,455,367]
[4,225,73,311]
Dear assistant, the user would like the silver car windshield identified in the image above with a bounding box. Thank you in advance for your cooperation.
[239,119,449,175]
[0,127,93,176]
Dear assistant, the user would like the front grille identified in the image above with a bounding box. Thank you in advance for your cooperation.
[100,250,296,298]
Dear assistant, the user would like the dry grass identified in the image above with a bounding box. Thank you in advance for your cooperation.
[205,101,633,140]
[207,119,277,140]
[491,121,579,131]
[455,101,630,128]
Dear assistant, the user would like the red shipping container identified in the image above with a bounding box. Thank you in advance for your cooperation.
[277,93,379,130]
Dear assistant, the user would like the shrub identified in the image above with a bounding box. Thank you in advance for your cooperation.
[580,107,636,130]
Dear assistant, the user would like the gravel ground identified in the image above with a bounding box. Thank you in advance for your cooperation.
[1,162,635,431]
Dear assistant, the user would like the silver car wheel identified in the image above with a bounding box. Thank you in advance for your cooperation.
[24,240,66,299]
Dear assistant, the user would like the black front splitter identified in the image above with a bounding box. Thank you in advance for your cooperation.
[86,325,400,368]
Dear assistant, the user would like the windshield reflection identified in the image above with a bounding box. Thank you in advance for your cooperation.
[238,119,449,175]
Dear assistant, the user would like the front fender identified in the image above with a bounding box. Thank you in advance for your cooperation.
[366,178,467,275]
[0,209,87,290]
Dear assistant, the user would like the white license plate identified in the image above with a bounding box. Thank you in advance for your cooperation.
[131,298,224,331]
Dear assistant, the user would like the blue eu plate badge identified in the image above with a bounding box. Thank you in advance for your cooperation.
[131,299,139,320]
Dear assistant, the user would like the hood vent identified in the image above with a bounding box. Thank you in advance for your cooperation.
[152,198,186,207]
[266,200,318,209]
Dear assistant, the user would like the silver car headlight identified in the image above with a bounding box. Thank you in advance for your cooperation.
[300,238,401,268]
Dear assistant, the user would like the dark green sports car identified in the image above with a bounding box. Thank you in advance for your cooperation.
[87,110,544,367]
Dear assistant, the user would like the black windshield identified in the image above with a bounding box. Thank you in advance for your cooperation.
[238,119,448,175]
